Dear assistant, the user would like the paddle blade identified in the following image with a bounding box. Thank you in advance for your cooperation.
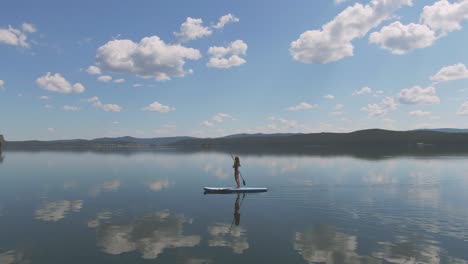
[242,179,246,186]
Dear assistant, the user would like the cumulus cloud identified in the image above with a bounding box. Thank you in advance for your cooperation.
[142,101,175,113]
[430,63,468,82]
[174,17,212,42]
[409,110,431,116]
[96,36,201,80]
[335,0,350,4]
[98,75,112,82]
[421,0,468,34]
[63,105,80,111]
[36,72,85,94]
[114,78,125,83]
[457,101,468,115]
[361,97,398,117]
[0,23,36,48]
[398,86,440,105]
[324,94,335,100]
[353,87,372,95]
[39,95,49,100]
[369,21,436,54]
[0,80,4,90]
[207,40,247,68]
[87,97,122,112]
[86,65,101,75]
[289,0,413,63]
[286,102,317,111]
[213,14,240,29]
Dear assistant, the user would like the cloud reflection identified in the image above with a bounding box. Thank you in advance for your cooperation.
[207,223,249,254]
[146,179,172,191]
[293,225,380,264]
[90,180,121,197]
[95,210,200,259]
[35,200,83,222]
[372,236,441,264]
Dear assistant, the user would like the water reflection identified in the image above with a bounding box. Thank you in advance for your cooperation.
[94,210,200,259]
[35,200,83,222]
[0,250,25,264]
[90,180,121,197]
[146,179,172,191]
[372,236,440,264]
[207,194,249,254]
[293,225,380,264]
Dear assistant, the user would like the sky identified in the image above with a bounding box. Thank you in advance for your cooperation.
[1,0,468,140]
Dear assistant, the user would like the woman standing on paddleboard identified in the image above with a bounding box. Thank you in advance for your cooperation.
[233,156,241,188]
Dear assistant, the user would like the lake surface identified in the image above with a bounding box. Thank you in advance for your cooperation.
[1,150,468,264]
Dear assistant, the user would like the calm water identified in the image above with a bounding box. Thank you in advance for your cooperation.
[1,150,468,264]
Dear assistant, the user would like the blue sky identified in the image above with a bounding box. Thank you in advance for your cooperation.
[1,0,468,140]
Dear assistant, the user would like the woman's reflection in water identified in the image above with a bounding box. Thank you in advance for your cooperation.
[233,193,245,226]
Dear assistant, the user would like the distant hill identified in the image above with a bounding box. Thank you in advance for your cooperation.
[4,136,195,149]
[414,128,468,133]
[4,129,468,150]
[221,133,301,139]
[172,129,468,148]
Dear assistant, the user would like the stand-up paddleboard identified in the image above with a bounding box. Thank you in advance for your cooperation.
[204,187,268,193]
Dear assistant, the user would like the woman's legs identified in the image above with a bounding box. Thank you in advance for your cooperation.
[235,172,240,188]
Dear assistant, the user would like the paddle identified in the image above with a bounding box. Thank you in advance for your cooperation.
[230,153,246,186]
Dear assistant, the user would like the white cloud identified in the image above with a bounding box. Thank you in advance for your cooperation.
[142,101,175,113]
[133,83,143,87]
[289,0,413,63]
[114,78,125,83]
[86,65,101,75]
[457,101,468,115]
[98,75,112,82]
[353,87,372,95]
[213,14,240,29]
[286,102,317,111]
[212,113,234,123]
[361,96,397,116]
[430,63,468,82]
[39,95,49,100]
[207,40,247,68]
[421,0,468,34]
[202,121,214,127]
[0,23,36,48]
[335,0,350,4]
[398,86,440,105]
[47,127,55,132]
[21,23,36,33]
[324,94,335,100]
[44,104,54,109]
[381,96,398,110]
[268,116,299,128]
[174,17,212,42]
[36,72,85,94]
[208,223,249,254]
[0,80,4,90]
[63,105,80,111]
[369,21,436,54]
[335,104,344,110]
[409,110,431,116]
[96,36,201,80]
[87,97,122,112]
